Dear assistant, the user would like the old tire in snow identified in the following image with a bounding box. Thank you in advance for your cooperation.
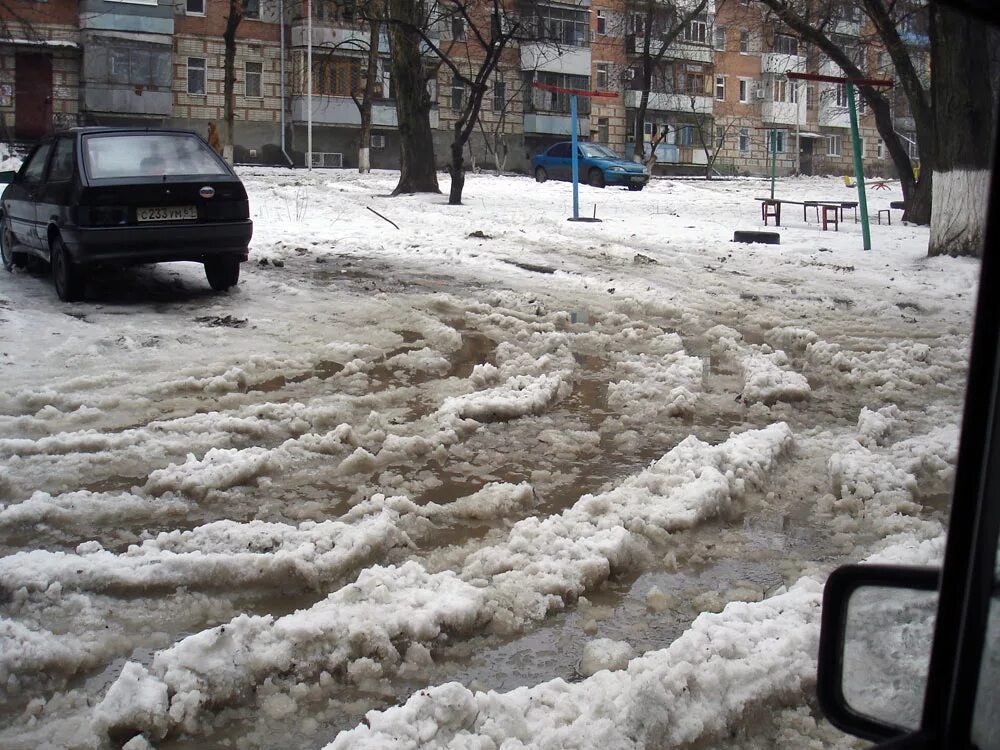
[733,230,780,245]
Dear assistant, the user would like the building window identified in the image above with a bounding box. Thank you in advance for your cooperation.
[630,12,645,36]
[713,26,726,51]
[597,117,609,144]
[715,126,724,149]
[492,79,505,113]
[739,127,750,152]
[827,134,841,156]
[739,78,750,103]
[533,4,589,46]
[528,71,591,115]
[677,124,696,146]
[451,74,464,110]
[596,62,609,91]
[313,57,361,96]
[186,0,205,15]
[772,78,798,103]
[244,0,259,19]
[876,138,885,159]
[187,57,206,95]
[766,129,787,153]
[715,75,725,101]
[110,49,131,84]
[245,61,262,98]
[451,15,466,41]
[596,9,606,35]
[685,72,706,94]
[684,15,709,44]
[739,30,750,53]
[835,83,848,107]
[773,33,798,55]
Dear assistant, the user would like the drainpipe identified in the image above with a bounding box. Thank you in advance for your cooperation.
[279,0,293,166]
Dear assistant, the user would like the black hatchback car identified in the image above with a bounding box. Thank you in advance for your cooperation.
[0,127,252,301]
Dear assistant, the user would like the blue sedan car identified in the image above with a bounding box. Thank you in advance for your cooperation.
[531,142,650,191]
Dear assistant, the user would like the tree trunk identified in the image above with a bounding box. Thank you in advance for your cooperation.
[388,0,439,195]
[928,6,995,257]
[358,18,379,174]
[222,0,243,164]
[448,136,464,205]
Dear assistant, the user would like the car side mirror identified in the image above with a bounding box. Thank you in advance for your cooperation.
[818,564,940,743]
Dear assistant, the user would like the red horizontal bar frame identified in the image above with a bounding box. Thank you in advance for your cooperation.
[786,71,893,87]
[534,82,619,98]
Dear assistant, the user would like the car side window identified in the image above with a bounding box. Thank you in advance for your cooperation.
[47,138,75,182]
[550,144,571,158]
[21,143,53,185]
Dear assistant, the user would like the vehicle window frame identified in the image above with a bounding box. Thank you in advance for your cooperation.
[20,142,54,186]
[46,137,76,183]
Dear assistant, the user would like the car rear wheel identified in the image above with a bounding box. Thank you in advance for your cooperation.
[628,184,645,192]
[535,167,548,183]
[51,235,86,302]
[1,217,25,272]
[589,169,605,189]
[205,256,241,291]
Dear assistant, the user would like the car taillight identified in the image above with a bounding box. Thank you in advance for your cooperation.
[78,206,129,227]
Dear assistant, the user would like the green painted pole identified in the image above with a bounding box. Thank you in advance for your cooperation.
[770,127,777,199]
[846,82,871,251]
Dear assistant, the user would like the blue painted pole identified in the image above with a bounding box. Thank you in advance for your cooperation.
[570,94,579,220]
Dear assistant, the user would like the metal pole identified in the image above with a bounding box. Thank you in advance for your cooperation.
[846,82,871,251]
[570,94,579,220]
[770,127,777,199]
[279,0,293,166]
[307,0,312,171]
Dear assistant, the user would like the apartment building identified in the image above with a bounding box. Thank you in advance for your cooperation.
[1,0,922,177]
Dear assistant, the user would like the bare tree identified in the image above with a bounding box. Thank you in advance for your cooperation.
[686,96,749,178]
[474,70,527,175]
[754,0,932,225]
[629,0,713,167]
[222,0,246,162]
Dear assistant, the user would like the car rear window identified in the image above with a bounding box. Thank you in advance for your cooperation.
[82,133,228,179]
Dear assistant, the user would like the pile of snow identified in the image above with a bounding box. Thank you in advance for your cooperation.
[578,638,635,677]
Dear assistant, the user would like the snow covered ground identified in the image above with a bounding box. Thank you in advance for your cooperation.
[0,168,977,750]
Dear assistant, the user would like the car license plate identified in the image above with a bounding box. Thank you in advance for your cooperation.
[630,176,645,182]
[137,206,197,222]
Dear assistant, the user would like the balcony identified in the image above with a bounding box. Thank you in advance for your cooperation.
[291,96,439,129]
[761,99,806,126]
[624,90,713,115]
[291,23,390,53]
[521,43,591,77]
[818,101,851,128]
[761,53,806,75]
[627,35,713,63]
[523,113,589,136]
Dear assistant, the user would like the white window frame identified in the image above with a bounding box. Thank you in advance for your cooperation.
[185,0,205,16]
[596,9,606,35]
[715,74,725,101]
[715,125,725,149]
[766,129,787,154]
[186,56,206,95]
[738,78,750,103]
[596,62,610,91]
[107,0,159,6]
[739,29,750,54]
[684,17,709,44]
[826,134,841,156]
[739,127,750,152]
[876,138,885,159]
[244,60,262,99]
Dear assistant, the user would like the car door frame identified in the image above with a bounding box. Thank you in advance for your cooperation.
[35,134,78,263]
[18,138,56,253]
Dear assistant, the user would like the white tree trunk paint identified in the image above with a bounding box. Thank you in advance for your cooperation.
[359,147,370,173]
[930,169,990,256]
